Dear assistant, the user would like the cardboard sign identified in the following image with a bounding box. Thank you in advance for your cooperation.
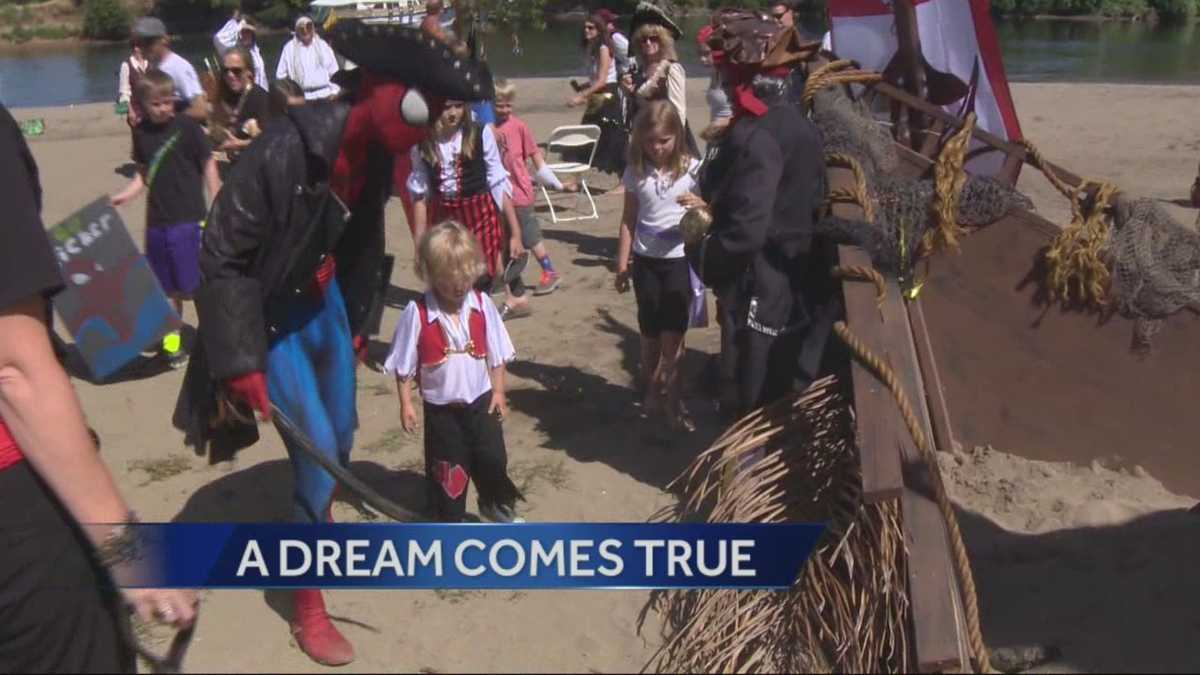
[47,197,182,380]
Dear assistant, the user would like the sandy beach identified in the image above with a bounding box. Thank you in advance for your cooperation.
[14,78,1200,672]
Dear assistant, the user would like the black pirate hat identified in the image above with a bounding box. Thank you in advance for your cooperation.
[325,20,494,101]
[628,2,682,41]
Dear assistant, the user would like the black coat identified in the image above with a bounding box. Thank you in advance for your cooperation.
[689,102,827,335]
[173,102,394,460]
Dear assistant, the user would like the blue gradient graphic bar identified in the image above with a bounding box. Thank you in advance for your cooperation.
[112,523,824,590]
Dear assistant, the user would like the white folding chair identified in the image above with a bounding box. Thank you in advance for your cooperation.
[540,124,601,223]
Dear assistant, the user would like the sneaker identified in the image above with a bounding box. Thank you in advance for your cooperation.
[165,347,189,370]
[499,303,532,321]
[533,270,561,296]
[480,503,525,523]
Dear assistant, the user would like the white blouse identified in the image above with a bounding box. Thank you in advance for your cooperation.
[384,290,516,406]
[407,125,512,210]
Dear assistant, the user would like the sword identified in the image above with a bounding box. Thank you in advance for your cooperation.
[269,403,422,522]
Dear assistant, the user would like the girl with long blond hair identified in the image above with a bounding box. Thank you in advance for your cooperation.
[615,101,705,431]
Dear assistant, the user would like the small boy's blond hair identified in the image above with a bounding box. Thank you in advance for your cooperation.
[135,69,177,106]
[417,221,484,287]
[493,77,517,103]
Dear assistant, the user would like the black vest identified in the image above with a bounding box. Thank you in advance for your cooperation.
[430,125,488,198]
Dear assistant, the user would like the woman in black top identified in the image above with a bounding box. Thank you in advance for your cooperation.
[211,46,271,165]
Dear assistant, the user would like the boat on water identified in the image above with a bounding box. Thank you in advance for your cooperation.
[309,0,455,27]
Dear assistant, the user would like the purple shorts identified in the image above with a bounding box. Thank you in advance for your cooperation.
[145,222,202,297]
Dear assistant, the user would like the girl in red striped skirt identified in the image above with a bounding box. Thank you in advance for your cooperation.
[408,100,530,318]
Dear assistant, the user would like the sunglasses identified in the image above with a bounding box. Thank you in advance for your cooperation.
[772,10,788,19]
[640,35,660,43]
[223,66,246,76]
[584,25,598,31]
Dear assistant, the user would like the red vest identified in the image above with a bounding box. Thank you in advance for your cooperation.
[0,418,23,471]
[416,293,488,367]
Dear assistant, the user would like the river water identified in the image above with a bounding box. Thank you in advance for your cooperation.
[1,16,1198,108]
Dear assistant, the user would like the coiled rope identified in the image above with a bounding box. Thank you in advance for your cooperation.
[826,152,876,223]
[804,59,883,112]
[1018,139,1121,309]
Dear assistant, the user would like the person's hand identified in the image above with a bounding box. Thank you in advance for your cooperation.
[615,266,631,293]
[489,390,510,420]
[561,181,580,193]
[126,110,139,127]
[619,73,634,93]
[400,403,419,432]
[352,334,369,366]
[122,588,198,629]
[509,236,526,260]
[226,371,271,422]
[567,94,586,108]
[677,192,707,210]
[110,193,131,207]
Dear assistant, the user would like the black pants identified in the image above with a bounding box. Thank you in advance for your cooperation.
[423,391,522,522]
[632,254,691,337]
[0,462,134,673]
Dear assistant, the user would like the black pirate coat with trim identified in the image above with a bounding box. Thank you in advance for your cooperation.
[688,101,827,335]
[174,22,494,460]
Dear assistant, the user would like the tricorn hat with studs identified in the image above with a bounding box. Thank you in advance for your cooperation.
[325,20,494,101]
[628,2,682,41]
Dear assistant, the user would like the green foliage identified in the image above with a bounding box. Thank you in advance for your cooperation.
[989,0,1188,15]
[82,0,131,39]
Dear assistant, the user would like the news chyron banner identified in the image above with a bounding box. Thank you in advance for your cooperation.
[106,524,824,590]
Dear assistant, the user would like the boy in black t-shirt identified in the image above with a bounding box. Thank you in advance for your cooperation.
[111,68,221,368]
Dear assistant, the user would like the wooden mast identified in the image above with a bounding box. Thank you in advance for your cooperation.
[892,0,927,150]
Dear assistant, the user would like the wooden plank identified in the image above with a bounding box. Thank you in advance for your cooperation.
[877,280,971,673]
[838,246,904,503]
[907,297,958,457]
[918,118,947,158]
[892,0,928,152]
[828,162,904,503]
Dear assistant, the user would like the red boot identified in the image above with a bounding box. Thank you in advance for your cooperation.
[290,589,356,666]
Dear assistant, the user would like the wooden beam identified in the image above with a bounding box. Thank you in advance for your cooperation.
[892,0,927,152]
[907,297,958,458]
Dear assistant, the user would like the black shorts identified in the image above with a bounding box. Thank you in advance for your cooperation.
[0,462,133,673]
[632,253,691,337]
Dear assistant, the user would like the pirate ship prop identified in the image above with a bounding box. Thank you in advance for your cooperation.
[648,1,1200,672]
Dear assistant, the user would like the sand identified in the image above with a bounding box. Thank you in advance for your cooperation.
[13,79,1200,672]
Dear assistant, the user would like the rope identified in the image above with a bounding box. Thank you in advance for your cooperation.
[1018,139,1121,309]
[831,264,886,308]
[924,112,976,257]
[826,152,875,223]
[832,319,993,674]
[804,60,884,112]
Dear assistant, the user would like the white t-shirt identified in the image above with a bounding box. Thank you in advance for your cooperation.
[622,157,702,259]
[611,32,631,73]
[157,51,204,103]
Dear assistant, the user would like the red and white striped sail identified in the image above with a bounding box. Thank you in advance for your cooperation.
[827,0,1022,175]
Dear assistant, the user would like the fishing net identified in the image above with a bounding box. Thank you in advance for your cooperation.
[808,85,1032,280]
[642,377,911,673]
[1109,197,1200,350]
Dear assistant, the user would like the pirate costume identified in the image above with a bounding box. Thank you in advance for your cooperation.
[688,12,837,414]
[173,20,495,666]
[626,3,700,155]
[384,290,522,522]
[407,121,511,279]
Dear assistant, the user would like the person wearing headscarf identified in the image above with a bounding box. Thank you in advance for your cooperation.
[275,16,340,101]
[214,10,269,90]
[685,10,834,415]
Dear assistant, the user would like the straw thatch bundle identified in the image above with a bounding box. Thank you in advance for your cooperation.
[641,376,911,673]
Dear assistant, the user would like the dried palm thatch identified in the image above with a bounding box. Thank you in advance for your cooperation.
[640,376,911,673]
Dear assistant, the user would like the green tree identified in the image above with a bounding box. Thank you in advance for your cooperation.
[82,0,131,39]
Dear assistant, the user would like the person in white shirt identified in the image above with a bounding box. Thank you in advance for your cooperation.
[276,16,340,101]
[132,17,207,121]
[385,222,524,523]
[615,100,705,432]
[213,11,269,90]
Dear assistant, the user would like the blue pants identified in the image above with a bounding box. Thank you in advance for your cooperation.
[267,278,357,523]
